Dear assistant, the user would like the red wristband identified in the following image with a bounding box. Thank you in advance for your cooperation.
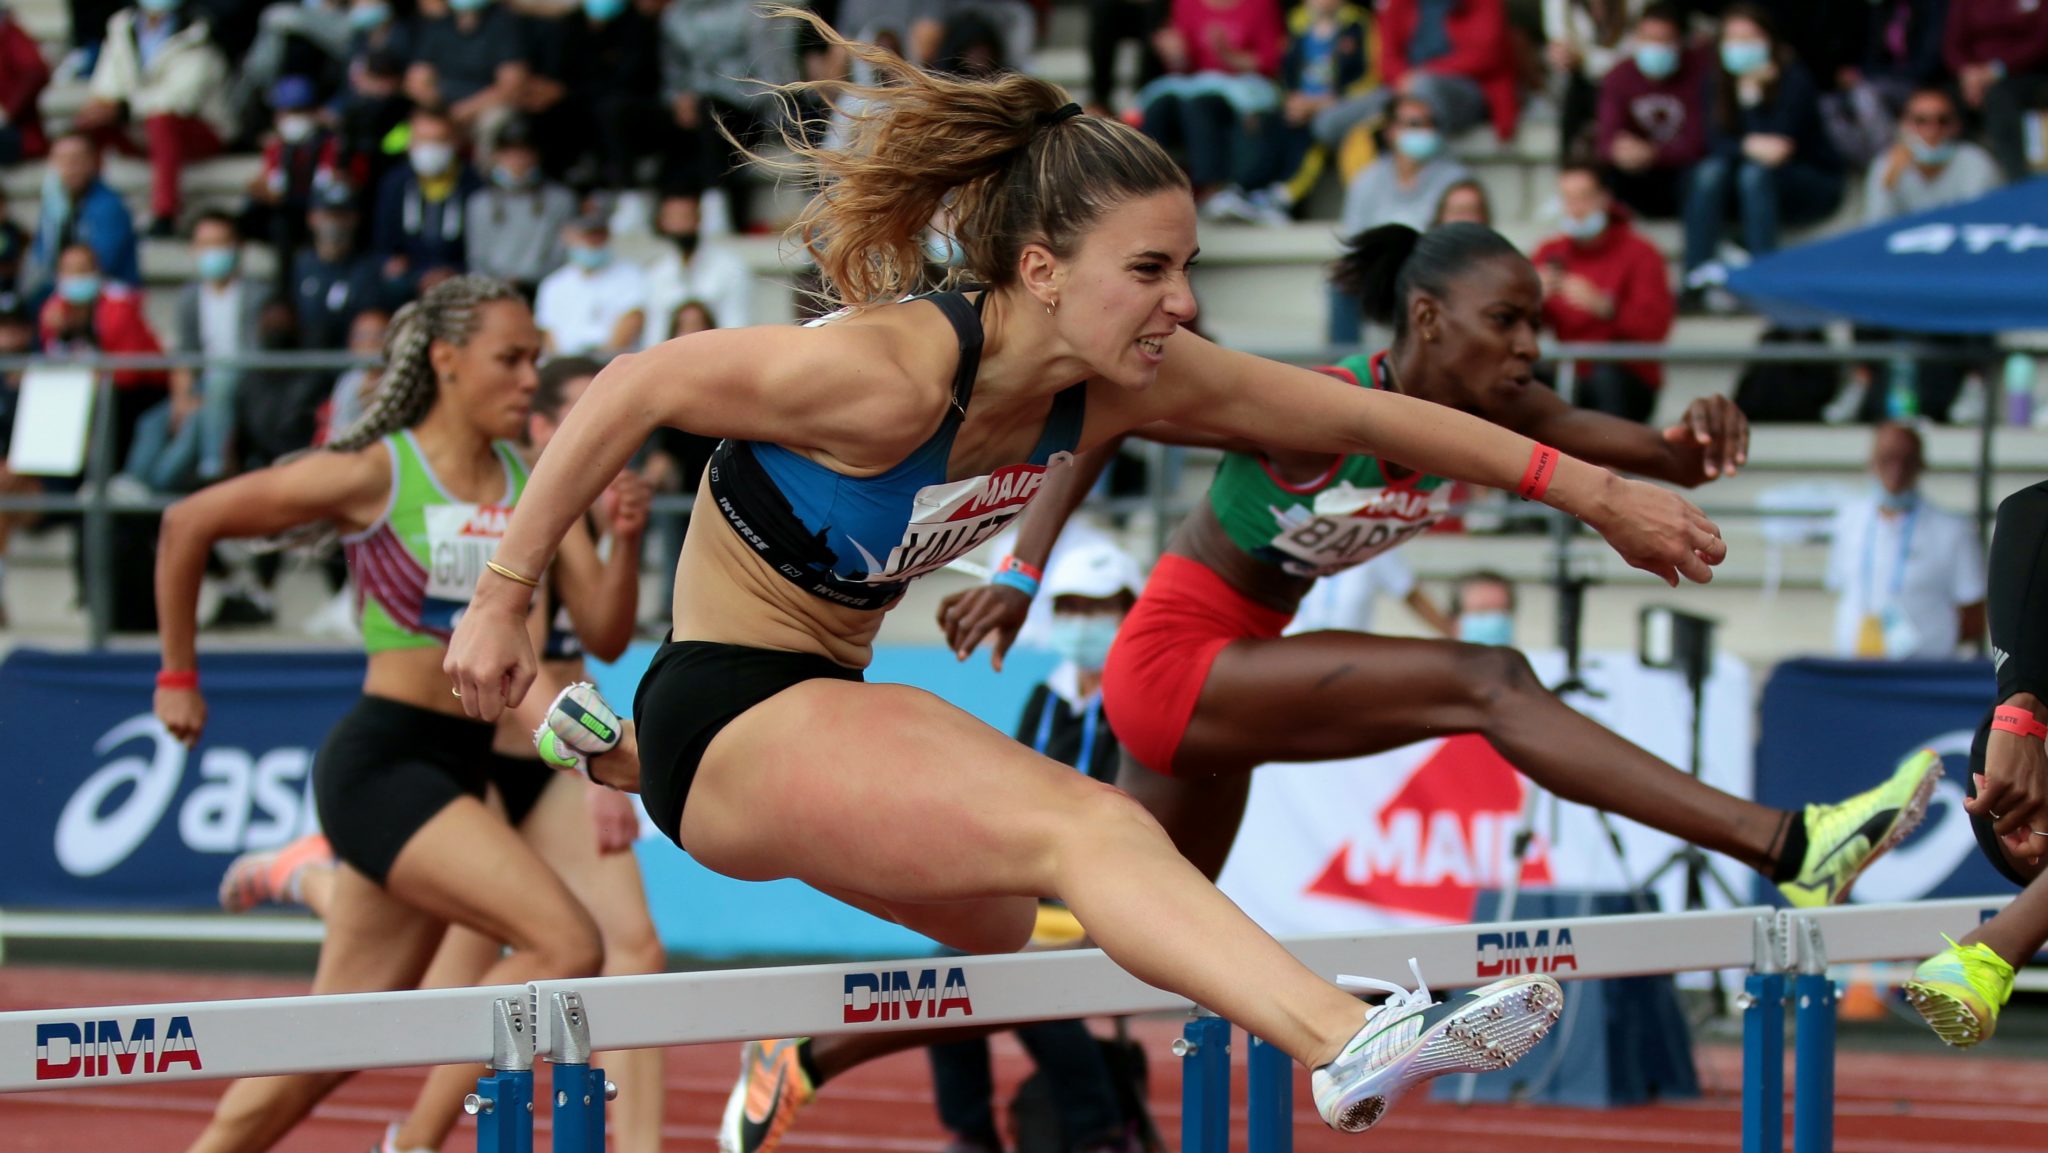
[1517,444,1560,502]
[156,669,199,691]
[996,556,1043,583]
[1993,705,2047,740]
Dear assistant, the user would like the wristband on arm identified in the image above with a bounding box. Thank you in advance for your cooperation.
[992,555,1042,598]
[156,669,198,690]
[1517,444,1560,502]
[1992,705,2047,741]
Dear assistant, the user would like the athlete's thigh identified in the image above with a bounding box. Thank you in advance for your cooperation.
[679,679,1122,904]
[387,794,600,955]
[812,880,1037,956]
[1111,753,1252,881]
[1182,630,1493,767]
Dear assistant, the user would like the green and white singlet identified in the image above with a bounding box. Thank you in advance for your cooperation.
[1205,351,1454,579]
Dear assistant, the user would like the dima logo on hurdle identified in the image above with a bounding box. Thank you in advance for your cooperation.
[35,1016,202,1080]
[842,968,974,1024]
[1475,928,1579,978]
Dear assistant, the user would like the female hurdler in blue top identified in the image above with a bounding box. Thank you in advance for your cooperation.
[444,13,1726,1145]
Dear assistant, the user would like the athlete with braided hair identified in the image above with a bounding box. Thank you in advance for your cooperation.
[153,275,641,1153]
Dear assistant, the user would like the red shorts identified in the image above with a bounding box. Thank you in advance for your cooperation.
[1101,554,1294,775]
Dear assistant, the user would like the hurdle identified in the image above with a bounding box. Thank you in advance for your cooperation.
[0,898,2010,1153]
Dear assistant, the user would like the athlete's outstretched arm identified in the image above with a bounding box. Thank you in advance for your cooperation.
[938,438,1122,668]
[1128,334,1725,588]
[447,324,923,718]
[1969,481,2048,849]
[154,450,393,745]
[1489,377,1749,487]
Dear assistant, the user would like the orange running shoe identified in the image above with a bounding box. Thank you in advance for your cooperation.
[218,833,332,912]
[718,1038,816,1153]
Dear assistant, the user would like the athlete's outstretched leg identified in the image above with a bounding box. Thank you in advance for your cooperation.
[1173,631,1935,902]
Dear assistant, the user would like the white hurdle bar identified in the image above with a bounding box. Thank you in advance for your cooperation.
[0,899,2014,1153]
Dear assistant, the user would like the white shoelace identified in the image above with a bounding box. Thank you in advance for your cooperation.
[1334,957,1435,1016]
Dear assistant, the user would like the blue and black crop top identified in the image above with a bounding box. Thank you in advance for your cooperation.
[706,290,1088,611]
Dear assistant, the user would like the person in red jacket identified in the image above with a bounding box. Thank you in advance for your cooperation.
[1313,0,1515,150]
[1532,164,1674,422]
[1946,0,2048,184]
[37,242,170,467]
[0,2,52,163]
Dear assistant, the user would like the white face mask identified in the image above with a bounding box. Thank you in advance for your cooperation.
[1047,614,1121,670]
[409,141,454,177]
[278,114,315,144]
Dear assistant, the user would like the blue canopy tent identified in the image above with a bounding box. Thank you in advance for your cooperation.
[1726,177,2048,333]
[1726,177,2048,538]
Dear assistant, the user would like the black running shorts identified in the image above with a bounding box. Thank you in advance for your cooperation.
[633,640,863,848]
[313,695,496,886]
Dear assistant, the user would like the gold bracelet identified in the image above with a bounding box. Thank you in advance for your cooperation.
[486,560,541,588]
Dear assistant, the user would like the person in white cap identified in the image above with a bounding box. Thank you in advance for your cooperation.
[1028,539,1144,783]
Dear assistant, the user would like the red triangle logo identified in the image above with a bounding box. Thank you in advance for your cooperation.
[1304,735,1553,921]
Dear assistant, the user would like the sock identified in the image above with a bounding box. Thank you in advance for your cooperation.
[795,1036,826,1089]
[1769,811,1809,882]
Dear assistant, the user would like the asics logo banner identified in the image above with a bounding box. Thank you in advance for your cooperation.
[55,714,317,878]
[1476,928,1578,978]
[842,968,973,1023]
[35,1016,201,1080]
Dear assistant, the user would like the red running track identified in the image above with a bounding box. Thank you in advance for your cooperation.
[1,966,2045,1152]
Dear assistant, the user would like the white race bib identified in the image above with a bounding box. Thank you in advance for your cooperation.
[846,457,1069,583]
[1263,481,1448,578]
[422,503,513,631]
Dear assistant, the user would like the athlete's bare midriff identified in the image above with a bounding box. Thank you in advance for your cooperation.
[671,482,894,668]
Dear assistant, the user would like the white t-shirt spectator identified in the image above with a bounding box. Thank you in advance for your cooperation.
[640,240,753,345]
[535,260,647,357]
[1826,493,1985,659]
[1286,553,1417,634]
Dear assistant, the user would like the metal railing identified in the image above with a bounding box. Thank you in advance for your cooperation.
[0,340,2032,647]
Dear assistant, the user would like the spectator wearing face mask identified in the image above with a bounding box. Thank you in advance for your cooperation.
[1681,4,1845,311]
[1593,2,1705,218]
[1866,85,2003,224]
[1840,85,2004,425]
[1532,164,1673,422]
[641,191,752,345]
[0,1,53,165]
[1328,93,1470,346]
[245,75,363,293]
[535,211,646,357]
[30,134,141,294]
[463,121,574,299]
[124,210,271,491]
[37,242,168,464]
[75,0,232,237]
[1019,540,1144,784]
[371,108,480,293]
[292,183,388,350]
[1448,569,1517,648]
[1313,0,1514,150]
